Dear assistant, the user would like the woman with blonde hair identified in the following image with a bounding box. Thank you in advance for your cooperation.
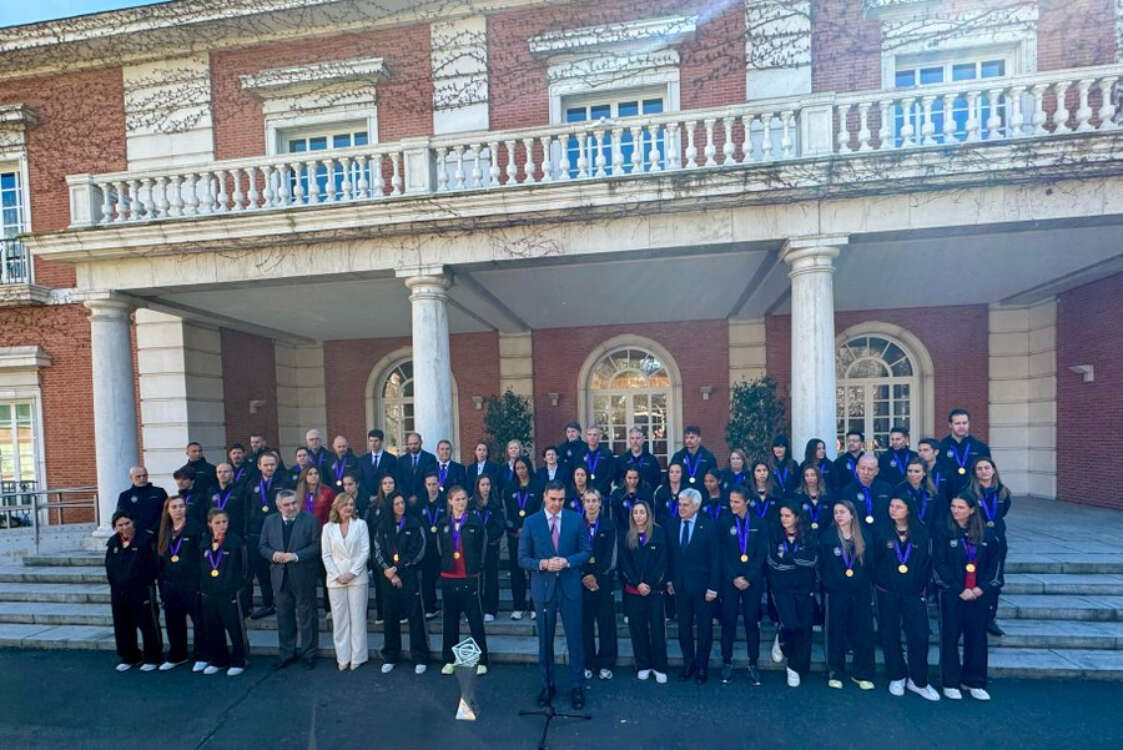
[619,501,669,683]
[321,493,370,670]
[819,499,876,691]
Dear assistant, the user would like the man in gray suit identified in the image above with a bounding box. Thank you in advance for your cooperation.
[259,489,321,670]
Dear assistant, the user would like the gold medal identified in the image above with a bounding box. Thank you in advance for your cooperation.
[865,515,874,525]
[845,569,854,578]
[898,564,908,574]
[965,563,976,573]
[210,569,220,577]
[740,554,749,563]
[393,553,400,563]
[453,551,461,559]
[430,526,438,534]
[261,505,269,513]
[170,555,180,563]
[958,467,967,475]
[589,556,596,564]
[519,510,526,518]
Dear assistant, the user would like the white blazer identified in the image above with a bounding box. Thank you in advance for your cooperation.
[321,520,370,588]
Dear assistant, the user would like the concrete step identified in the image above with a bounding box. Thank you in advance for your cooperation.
[999,594,1123,621]
[1006,556,1123,575]
[1003,573,1123,596]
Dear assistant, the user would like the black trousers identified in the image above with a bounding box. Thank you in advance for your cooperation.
[877,588,930,686]
[624,591,667,673]
[111,586,162,665]
[160,583,201,663]
[507,534,528,612]
[372,565,385,621]
[440,576,489,665]
[676,587,715,672]
[246,534,273,608]
[422,548,440,614]
[938,588,989,689]
[382,569,429,664]
[824,588,875,681]
[720,581,762,665]
[275,578,318,663]
[581,581,617,671]
[481,544,500,616]
[200,591,248,668]
[772,586,814,676]
[987,535,1008,623]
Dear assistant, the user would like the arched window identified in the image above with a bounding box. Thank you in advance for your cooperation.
[836,334,918,452]
[580,339,682,466]
[366,350,460,457]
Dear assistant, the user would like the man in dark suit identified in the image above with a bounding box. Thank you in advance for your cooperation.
[259,489,321,670]
[435,439,467,493]
[396,431,438,504]
[358,429,397,500]
[667,487,720,684]
[518,480,592,709]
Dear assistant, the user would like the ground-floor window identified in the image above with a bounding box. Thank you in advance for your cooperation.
[369,356,459,456]
[0,400,38,492]
[836,335,917,452]
[586,345,673,466]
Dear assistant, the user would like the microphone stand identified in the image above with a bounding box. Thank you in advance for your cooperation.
[518,696,591,750]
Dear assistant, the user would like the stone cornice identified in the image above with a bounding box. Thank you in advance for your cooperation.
[240,56,388,97]
[0,104,38,129]
[529,14,698,58]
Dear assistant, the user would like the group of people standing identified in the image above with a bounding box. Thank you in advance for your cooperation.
[105,409,1009,708]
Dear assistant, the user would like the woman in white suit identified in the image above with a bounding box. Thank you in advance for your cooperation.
[321,493,371,670]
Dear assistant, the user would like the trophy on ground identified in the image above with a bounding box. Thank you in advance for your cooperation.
[452,637,482,720]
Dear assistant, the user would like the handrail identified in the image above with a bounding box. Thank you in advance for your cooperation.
[0,486,98,553]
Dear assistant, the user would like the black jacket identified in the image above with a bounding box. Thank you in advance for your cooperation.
[765,527,818,592]
[878,448,916,487]
[578,444,616,496]
[653,483,684,525]
[818,527,873,594]
[619,524,668,590]
[771,458,800,496]
[717,511,766,590]
[831,451,864,493]
[669,445,717,488]
[580,515,618,584]
[245,473,292,535]
[115,484,168,537]
[616,449,663,492]
[105,530,158,597]
[326,451,360,491]
[437,513,487,576]
[503,483,541,533]
[872,523,932,595]
[609,486,653,528]
[936,435,991,495]
[358,451,397,499]
[667,513,720,595]
[209,483,248,539]
[199,532,248,599]
[841,479,894,533]
[793,491,833,535]
[157,520,204,592]
[473,502,506,548]
[892,481,945,529]
[963,483,1012,538]
[178,484,210,528]
[932,523,1001,594]
[556,439,587,469]
[372,514,426,572]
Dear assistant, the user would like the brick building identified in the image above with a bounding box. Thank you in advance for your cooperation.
[0,0,1119,541]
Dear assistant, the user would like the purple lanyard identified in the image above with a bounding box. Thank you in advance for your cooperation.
[857,484,873,517]
[910,487,929,519]
[729,471,745,487]
[839,539,855,575]
[980,488,999,522]
[683,451,702,481]
[707,499,722,520]
[333,459,347,484]
[304,492,316,514]
[951,439,972,472]
[754,498,771,520]
[894,536,912,568]
[963,536,977,565]
[894,449,913,469]
[638,532,647,546]
[258,478,272,508]
[205,544,223,575]
[569,496,581,513]
[587,518,599,545]
[516,488,530,513]
[233,466,245,483]
[781,538,798,557]
[424,504,441,528]
[215,487,233,511]
[773,464,789,487]
[805,498,823,523]
[450,516,463,552]
[168,533,185,558]
[734,515,749,557]
[585,451,601,475]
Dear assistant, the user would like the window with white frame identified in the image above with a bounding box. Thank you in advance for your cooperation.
[562,89,667,177]
[894,52,1013,144]
[0,400,39,491]
[0,167,29,284]
[369,357,460,457]
[586,346,673,466]
[279,123,371,203]
[835,335,918,453]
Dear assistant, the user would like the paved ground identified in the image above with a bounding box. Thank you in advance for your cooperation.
[0,649,1119,750]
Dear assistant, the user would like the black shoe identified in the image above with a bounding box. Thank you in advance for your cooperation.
[250,606,275,620]
[988,621,1005,637]
[720,663,733,684]
[537,685,556,707]
[271,656,296,671]
[303,658,316,670]
[571,687,585,710]
[678,664,696,681]
[695,670,708,685]
[748,665,762,686]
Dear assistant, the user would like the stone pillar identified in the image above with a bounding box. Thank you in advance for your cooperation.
[85,296,140,539]
[398,267,454,445]
[781,235,846,459]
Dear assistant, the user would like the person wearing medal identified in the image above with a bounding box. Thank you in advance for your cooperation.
[246,451,289,620]
[210,463,248,541]
[503,456,540,620]
[769,435,800,496]
[793,463,832,537]
[609,466,653,528]
[933,493,1000,701]
[156,496,206,672]
[937,408,991,497]
[667,488,720,685]
[471,474,506,622]
[700,468,726,522]
[718,487,765,685]
[579,489,618,682]
[801,438,835,496]
[832,430,865,494]
[304,429,331,476]
[720,448,749,497]
[616,427,662,492]
[295,464,336,614]
[747,460,781,530]
[105,510,162,672]
[435,439,467,496]
[917,438,951,507]
[894,457,943,528]
[670,425,717,490]
[227,443,252,488]
[878,426,916,486]
[818,499,876,691]
[555,421,586,471]
[172,467,208,528]
[567,464,592,515]
[874,496,938,700]
[321,492,370,671]
[965,456,1012,637]
[652,461,684,622]
[115,466,168,539]
[767,500,818,687]
[841,454,893,533]
[580,425,615,498]
[372,492,429,674]
[418,472,447,620]
[287,446,314,486]
[198,507,249,676]
[327,435,359,492]
[438,485,490,677]
[620,500,669,683]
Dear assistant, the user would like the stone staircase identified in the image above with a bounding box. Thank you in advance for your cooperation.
[1,549,1121,678]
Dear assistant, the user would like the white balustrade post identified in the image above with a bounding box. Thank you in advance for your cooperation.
[66,174,101,228]
[84,295,140,540]
[398,268,454,447]
[782,235,846,460]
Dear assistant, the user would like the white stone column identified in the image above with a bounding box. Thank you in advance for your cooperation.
[398,267,454,445]
[781,235,846,459]
[85,296,140,538]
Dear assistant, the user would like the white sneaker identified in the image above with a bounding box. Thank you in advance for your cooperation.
[192,661,208,673]
[115,663,133,672]
[637,669,651,681]
[414,663,427,675]
[888,679,906,697]
[484,614,495,623]
[227,667,244,677]
[908,680,940,701]
[584,669,593,680]
[441,663,455,675]
[771,634,783,664]
[158,660,185,672]
[943,687,963,700]
[599,668,613,680]
[476,664,487,676]
[139,663,157,672]
[510,610,523,620]
[530,610,536,620]
[969,688,991,701]
[786,667,800,687]
[653,670,667,684]
[203,665,222,675]
[381,663,395,674]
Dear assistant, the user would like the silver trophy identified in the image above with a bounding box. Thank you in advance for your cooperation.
[452,637,482,720]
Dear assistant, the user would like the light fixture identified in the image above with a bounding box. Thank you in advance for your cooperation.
[472,396,484,410]
[1068,364,1094,383]
[547,392,561,407]
[700,385,714,401]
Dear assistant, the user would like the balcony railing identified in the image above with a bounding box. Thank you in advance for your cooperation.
[67,64,1122,229]
[0,238,30,284]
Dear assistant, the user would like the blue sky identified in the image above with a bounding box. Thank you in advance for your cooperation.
[0,1,164,28]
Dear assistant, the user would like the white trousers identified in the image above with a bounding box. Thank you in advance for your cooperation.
[328,582,369,666]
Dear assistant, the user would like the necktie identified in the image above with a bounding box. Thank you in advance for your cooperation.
[680,519,691,547]
[413,454,418,469]
[282,518,293,549]
[373,453,379,470]
[550,515,559,550]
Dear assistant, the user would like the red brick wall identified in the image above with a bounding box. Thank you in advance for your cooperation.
[0,67,126,287]
[1038,0,1116,70]
[220,329,279,448]
[531,320,730,457]
[765,305,990,444]
[488,0,746,131]
[321,332,499,459]
[811,0,881,94]
[1057,273,1123,508]
[210,24,433,160]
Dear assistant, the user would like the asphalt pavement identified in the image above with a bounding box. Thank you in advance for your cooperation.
[0,649,1117,750]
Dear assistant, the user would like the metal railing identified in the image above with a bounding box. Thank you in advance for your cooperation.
[0,486,98,551]
[0,237,31,284]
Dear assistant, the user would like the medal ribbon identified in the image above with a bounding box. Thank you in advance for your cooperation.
[910,487,929,521]
[304,492,315,514]
[216,487,233,511]
[858,484,873,518]
[479,509,492,526]
[258,477,272,506]
[168,533,185,558]
[333,459,346,484]
[450,516,463,553]
[839,539,856,575]
[963,535,977,565]
[682,451,702,481]
[516,488,530,513]
[735,515,749,558]
[980,488,998,522]
[205,544,223,575]
[951,439,972,473]
[754,498,771,520]
[424,504,441,528]
[781,538,798,556]
[587,518,599,545]
[894,536,912,568]
[707,500,721,521]
[730,471,745,488]
[234,465,245,483]
[773,464,789,488]
[585,451,601,476]
[895,449,914,469]
[806,499,823,524]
